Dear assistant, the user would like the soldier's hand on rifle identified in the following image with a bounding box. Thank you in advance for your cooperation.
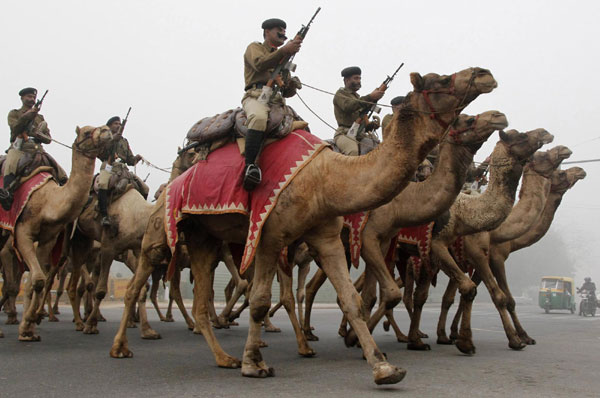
[369,88,385,102]
[281,35,302,55]
[134,154,143,165]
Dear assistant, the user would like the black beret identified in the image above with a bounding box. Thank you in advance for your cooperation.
[19,87,37,97]
[262,18,286,30]
[390,96,405,106]
[341,66,361,78]
[106,116,121,126]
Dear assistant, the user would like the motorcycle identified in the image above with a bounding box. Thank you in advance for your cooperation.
[578,289,596,316]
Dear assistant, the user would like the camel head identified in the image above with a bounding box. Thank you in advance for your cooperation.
[172,147,199,174]
[448,111,508,152]
[549,167,586,193]
[528,146,572,177]
[74,125,113,157]
[499,128,554,163]
[565,166,587,188]
[407,67,497,127]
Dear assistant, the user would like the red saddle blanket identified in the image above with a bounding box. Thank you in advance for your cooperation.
[0,172,53,233]
[343,211,370,268]
[165,129,327,276]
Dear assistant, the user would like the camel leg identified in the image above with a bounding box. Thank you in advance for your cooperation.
[268,301,283,318]
[224,277,235,304]
[170,267,194,329]
[302,268,327,341]
[406,272,431,351]
[53,265,69,314]
[137,279,161,339]
[110,253,156,358]
[277,267,315,356]
[83,244,115,334]
[1,249,21,325]
[490,250,535,345]
[149,269,166,321]
[218,246,249,326]
[437,279,459,344]
[305,226,406,385]
[229,297,249,322]
[383,309,409,343]
[165,294,175,321]
[296,261,310,327]
[186,234,240,368]
[37,262,60,322]
[207,269,226,329]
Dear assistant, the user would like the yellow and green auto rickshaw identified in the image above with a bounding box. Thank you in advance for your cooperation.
[539,276,576,314]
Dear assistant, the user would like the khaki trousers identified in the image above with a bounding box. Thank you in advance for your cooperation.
[334,133,359,156]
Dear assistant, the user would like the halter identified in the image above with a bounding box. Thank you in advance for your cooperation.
[420,73,457,129]
[447,114,480,145]
[73,128,104,159]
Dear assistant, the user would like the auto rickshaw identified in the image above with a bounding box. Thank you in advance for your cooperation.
[539,276,576,313]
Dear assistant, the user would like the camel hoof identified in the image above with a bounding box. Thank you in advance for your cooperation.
[98,316,106,322]
[264,325,280,333]
[299,348,316,357]
[126,322,138,329]
[509,340,526,351]
[344,332,358,347]
[241,365,275,378]
[455,339,476,355]
[437,336,454,345]
[338,326,347,338]
[141,330,162,340]
[418,331,428,338]
[383,320,390,332]
[193,327,203,335]
[396,333,409,343]
[449,332,459,341]
[520,335,536,345]
[53,309,61,315]
[83,325,99,335]
[304,330,319,341]
[75,322,85,332]
[373,362,406,385]
[407,341,431,351]
[163,317,175,323]
[217,355,242,369]
[228,321,239,327]
[110,345,133,359]
[187,323,195,331]
[6,317,19,325]
[259,339,269,348]
[48,316,59,322]
[18,334,41,342]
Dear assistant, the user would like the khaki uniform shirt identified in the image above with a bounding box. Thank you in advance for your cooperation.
[244,41,287,89]
[99,135,137,166]
[7,107,50,144]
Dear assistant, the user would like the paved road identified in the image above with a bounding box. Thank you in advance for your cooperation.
[1,302,598,397]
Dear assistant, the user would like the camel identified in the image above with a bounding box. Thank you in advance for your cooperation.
[444,166,586,345]
[390,128,554,354]
[302,110,508,341]
[110,67,498,385]
[4,125,113,341]
[434,145,572,346]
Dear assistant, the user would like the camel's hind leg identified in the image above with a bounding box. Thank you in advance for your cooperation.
[277,267,315,357]
[1,246,22,325]
[302,268,327,341]
[53,264,69,315]
[305,223,406,385]
[218,244,249,326]
[149,268,166,321]
[296,260,311,327]
[186,233,240,369]
[169,266,194,329]
[406,270,432,351]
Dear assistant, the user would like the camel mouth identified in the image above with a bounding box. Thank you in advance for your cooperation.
[558,148,573,160]
[539,133,554,145]
[489,113,509,130]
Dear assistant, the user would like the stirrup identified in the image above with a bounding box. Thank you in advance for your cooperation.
[0,189,13,211]
[243,164,262,191]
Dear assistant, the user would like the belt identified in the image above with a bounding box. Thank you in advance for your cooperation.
[245,83,267,91]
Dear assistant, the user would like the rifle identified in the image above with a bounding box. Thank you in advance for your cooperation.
[20,89,49,145]
[258,7,321,104]
[347,63,404,139]
[119,107,132,135]
[177,140,201,155]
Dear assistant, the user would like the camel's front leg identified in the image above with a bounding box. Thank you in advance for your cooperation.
[169,266,194,329]
[490,248,535,345]
[218,246,249,326]
[437,279,459,344]
[383,309,409,343]
[37,260,61,322]
[302,268,327,341]
[52,264,69,315]
[1,248,21,325]
[149,270,165,321]
[137,281,161,339]
[407,271,432,351]
[306,226,406,385]
[83,246,114,334]
[431,242,477,355]
[296,261,311,327]
[277,267,315,357]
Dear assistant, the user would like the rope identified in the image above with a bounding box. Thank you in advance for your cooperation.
[562,158,600,165]
[139,156,171,173]
[302,82,393,108]
[295,92,336,131]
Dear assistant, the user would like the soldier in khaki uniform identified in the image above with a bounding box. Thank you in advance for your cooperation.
[381,96,406,139]
[242,18,302,190]
[0,87,52,210]
[97,116,142,226]
[333,67,385,156]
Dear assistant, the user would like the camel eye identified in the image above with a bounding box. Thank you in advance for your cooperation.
[441,77,451,85]
[467,117,475,125]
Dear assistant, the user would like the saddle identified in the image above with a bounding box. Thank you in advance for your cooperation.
[185,105,306,158]
[0,151,67,186]
[92,162,149,201]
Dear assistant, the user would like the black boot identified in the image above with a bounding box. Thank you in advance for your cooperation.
[0,174,17,211]
[97,189,111,226]
[243,129,264,191]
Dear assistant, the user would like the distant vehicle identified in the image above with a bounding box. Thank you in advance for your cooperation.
[539,276,576,314]
[577,289,596,317]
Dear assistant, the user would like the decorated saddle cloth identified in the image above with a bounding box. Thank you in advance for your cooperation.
[343,211,370,268]
[165,129,328,278]
[383,223,438,282]
[185,105,305,155]
[0,151,66,186]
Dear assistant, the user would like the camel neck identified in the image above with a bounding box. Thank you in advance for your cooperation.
[57,149,97,220]
[509,191,564,252]
[490,167,551,243]
[320,109,442,215]
[454,142,523,235]
[389,138,476,227]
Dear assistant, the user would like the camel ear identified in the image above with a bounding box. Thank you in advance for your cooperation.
[76,126,80,135]
[410,73,424,91]
[499,130,509,142]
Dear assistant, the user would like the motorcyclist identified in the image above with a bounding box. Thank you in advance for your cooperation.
[577,277,597,305]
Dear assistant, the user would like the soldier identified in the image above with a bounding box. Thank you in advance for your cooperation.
[381,95,406,137]
[333,67,385,156]
[97,116,142,226]
[242,18,303,191]
[0,87,52,210]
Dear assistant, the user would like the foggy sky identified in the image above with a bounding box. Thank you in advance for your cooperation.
[1,0,598,284]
